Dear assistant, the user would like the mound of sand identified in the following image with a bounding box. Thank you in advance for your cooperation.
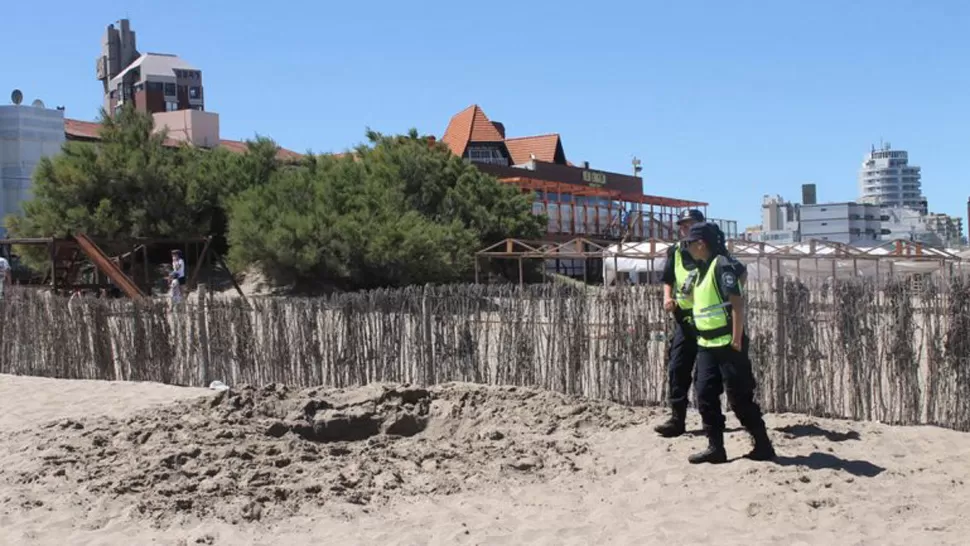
[2,374,970,545]
[2,382,645,526]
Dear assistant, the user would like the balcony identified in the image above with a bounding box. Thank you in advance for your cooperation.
[467,147,510,167]
[470,157,510,166]
[506,176,712,241]
[531,202,734,240]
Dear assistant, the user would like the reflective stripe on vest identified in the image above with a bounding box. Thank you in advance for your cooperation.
[673,246,694,310]
[692,255,733,348]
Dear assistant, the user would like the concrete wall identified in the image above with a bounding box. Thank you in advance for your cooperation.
[0,105,66,236]
[152,110,220,148]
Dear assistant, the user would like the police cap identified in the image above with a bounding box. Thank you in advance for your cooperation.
[676,209,706,225]
[683,222,718,245]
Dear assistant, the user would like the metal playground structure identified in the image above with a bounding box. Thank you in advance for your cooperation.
[0,234,215,300]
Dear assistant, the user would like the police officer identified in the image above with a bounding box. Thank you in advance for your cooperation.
[681,222,775,464]
[654,208,706,437]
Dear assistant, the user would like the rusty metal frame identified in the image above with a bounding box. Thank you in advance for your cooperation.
[0,234,216,297]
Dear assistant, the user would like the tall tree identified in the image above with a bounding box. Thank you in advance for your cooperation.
[7,108,544,289]
[227,130,544,289]
[5,106,286,267]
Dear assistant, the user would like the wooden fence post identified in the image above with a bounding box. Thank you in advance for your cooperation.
[422,289,434,386]
[197,284,210,387]
[774,272,786,412]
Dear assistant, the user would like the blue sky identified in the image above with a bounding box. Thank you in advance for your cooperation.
[2,0,968,229]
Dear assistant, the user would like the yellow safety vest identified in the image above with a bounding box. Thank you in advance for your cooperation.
[672,245,695,311]
[691,255,734,348]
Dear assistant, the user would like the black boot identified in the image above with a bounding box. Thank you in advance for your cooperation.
[743,427,776,461]
[653,406,686,438]
[688,428,727,464]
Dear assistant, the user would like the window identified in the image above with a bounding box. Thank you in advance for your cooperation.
[146,81,163,92]
[165,101,179,112]
[189,86,201,100]
[467,147,508,165]
[164,83,177,96]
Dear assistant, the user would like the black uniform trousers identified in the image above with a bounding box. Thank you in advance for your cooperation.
[666,308,698,414]
[693,333,767,435]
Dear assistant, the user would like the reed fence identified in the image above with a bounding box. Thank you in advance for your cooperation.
[1,276,969,431]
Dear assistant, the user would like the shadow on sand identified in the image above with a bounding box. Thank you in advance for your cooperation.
[775,423,861,442]
[773,452,885,478]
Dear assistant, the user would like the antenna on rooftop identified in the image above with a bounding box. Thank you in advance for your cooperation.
[31,99,45,109]
[10,89,23,105]
[632,156,642,177]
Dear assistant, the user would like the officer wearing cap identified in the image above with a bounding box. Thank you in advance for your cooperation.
[653,208,706,437]
[681,222,775,464]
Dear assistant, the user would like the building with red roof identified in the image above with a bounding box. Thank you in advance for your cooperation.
[439,104,735,244]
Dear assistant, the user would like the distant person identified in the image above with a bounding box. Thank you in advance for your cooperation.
[0,253,10,300]
[170,249,186,302]
[681,222,774,464]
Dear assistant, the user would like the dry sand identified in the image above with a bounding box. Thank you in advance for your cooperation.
[0,374,968,546]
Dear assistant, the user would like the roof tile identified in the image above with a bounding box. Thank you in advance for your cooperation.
[441,105,504,157]
[504,134,564,165]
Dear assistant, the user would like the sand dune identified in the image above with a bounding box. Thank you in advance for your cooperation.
[0,373,968,546]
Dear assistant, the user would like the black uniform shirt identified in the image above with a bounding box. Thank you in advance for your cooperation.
[694,254,746,300]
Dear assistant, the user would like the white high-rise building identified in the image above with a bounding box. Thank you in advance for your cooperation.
[759,194,800,243]
[0,100,66,237]
[858,143,925,212]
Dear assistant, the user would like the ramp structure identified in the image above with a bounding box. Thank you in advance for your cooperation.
[0,234,213,299]
[72,233,147,300]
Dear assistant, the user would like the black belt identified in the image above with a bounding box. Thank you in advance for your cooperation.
[696,324,732,340]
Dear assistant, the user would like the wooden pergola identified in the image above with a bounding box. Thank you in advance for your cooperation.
[475,236,967,285]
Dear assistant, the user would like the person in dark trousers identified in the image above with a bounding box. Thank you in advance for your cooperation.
[654,208,706,437]
[682,221,775,464]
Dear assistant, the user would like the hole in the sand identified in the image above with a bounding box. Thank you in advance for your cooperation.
[9,382,646,526]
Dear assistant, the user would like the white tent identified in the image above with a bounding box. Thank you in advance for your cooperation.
[602,241,674,285]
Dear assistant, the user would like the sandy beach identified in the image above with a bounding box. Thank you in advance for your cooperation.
[0,373,968,546]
